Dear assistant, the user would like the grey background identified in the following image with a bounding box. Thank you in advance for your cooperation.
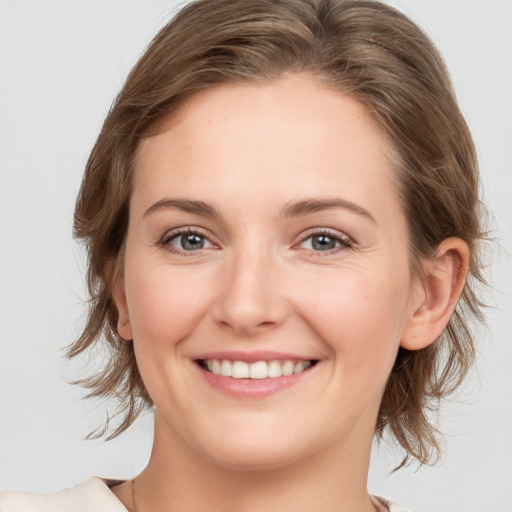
[1,1,511,511]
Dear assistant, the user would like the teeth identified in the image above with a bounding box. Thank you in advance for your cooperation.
[203,359,313,379]
[294,361,306,374]
[211,360,221,375]
[267,360,282,378]
[232,361,249,378]
[249,361,268,379]
[281,360,294,376]
[220,359,232,377]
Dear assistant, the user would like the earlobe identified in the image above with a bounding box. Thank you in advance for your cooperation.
[401,237,469,351]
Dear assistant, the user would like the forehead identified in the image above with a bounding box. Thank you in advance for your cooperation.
[132,75,400,221]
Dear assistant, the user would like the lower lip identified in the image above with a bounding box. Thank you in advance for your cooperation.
[195,362,315,399]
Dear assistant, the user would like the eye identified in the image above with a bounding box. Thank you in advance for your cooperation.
[299,231,352,252]
[162,228,214,253]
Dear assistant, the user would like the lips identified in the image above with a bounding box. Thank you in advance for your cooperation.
[199,359,314,379]
[193,352,318,398]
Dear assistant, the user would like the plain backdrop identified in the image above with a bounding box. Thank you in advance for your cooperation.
[0,1,511,511]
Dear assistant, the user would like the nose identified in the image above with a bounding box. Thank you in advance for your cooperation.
[212,246,289,337]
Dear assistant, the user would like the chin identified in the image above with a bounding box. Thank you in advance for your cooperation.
[191,423,311,472]
[205,444,304,472]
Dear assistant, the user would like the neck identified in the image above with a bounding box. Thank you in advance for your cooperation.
[131,411,377,512]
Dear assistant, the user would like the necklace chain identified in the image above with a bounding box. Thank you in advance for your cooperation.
[131,478,138,512]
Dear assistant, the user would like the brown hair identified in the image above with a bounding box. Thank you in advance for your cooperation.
[69,0,486,467]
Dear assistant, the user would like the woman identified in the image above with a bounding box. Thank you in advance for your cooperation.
[0,0,486,510]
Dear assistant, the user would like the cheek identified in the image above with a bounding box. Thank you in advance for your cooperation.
[124,262,215,348]
[295,268,411,371]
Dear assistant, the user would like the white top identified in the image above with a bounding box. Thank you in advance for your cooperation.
[0,477,409,511]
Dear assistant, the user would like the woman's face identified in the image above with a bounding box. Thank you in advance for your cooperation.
[115,75,422,470]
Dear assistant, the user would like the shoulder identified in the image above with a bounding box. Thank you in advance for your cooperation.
[372,495,410,512]
[0,477,128,512]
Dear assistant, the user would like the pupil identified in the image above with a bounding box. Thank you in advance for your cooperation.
[182,234,204,250]
[312,235,335,251]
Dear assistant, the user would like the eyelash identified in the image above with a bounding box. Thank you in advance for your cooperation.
[296,229,353,255]
[160,227,216,256]
[160,227,353,256]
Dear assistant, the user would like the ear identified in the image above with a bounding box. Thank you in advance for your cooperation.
[401,237,469,351]
[109,262,133,342]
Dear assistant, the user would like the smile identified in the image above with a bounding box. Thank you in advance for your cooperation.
[199,359,315,379]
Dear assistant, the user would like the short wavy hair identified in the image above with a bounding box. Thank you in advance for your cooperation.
[69,0,486,467]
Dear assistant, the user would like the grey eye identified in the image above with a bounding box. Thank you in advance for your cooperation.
[301,234,341,251]
[170,233,212,251]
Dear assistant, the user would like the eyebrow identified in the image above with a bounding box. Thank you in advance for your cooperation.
[143,197,376,224]
[144,198,219,218]
[282,198,376,223]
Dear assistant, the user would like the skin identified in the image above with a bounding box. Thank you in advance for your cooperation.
[112,74,469,512]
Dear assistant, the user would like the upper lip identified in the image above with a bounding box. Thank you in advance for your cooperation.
[194,351,317,363]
